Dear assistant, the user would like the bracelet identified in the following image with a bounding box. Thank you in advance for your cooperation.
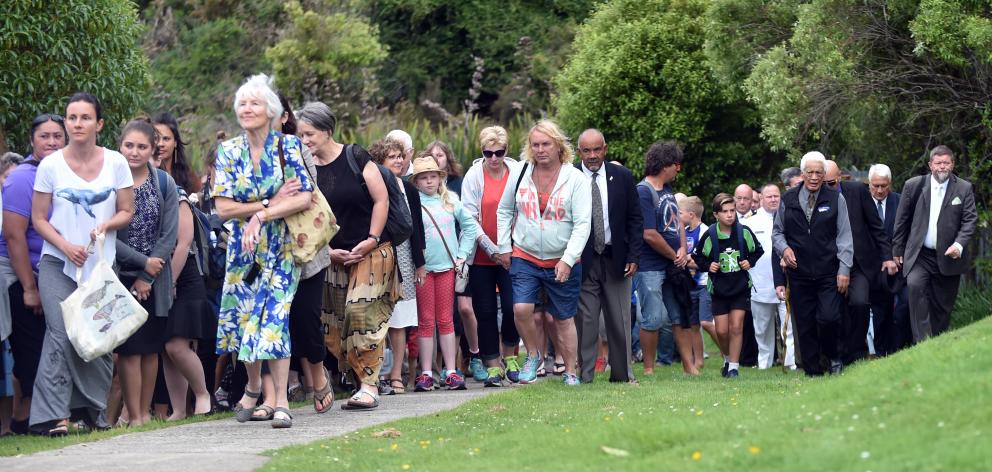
[263,208,272,222]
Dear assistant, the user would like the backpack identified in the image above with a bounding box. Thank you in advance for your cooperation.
[163,170,228,289]
[345,144,413,245]
[705,221,754,292]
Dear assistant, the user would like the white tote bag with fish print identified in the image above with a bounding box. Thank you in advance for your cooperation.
[62,234,148,362]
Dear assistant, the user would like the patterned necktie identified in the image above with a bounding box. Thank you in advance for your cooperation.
[805,191,816,222]
[591,172,606,254]
[877,199,884,221]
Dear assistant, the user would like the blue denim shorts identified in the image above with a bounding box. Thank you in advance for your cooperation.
[635,270,683,330]
[509,257,582,320]
[691,286,713,323]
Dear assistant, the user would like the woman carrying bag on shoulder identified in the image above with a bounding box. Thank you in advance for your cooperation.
[213,75,314,429]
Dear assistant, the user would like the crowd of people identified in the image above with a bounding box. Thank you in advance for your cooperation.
[0,73,978,435]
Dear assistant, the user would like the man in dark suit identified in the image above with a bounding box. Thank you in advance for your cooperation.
[824,161,897,364]
[575,129,643,383]
[893,145,978,341]
[867,164,911,355]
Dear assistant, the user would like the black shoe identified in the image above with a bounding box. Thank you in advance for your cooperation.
[721,362,729,378]
[726,369,739,378]
[829,360,844,375]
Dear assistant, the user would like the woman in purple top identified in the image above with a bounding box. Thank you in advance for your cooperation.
[0,114,65,433]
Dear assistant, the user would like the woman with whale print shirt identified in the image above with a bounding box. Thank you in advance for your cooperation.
[28,93,134,436]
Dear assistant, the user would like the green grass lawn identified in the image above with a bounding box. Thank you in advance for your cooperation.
[263,318,992,471]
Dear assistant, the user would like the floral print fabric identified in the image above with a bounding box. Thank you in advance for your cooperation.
[213,131,312,361]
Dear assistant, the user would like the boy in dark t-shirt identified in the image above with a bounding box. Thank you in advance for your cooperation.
[692,193,763,378]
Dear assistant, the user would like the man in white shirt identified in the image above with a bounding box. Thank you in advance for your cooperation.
[892,146,977,341]
[743,183,794,369]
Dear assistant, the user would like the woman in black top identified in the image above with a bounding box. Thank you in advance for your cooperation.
[296,101,396,410]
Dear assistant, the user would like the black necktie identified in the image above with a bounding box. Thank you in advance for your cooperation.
[591,172,606,254]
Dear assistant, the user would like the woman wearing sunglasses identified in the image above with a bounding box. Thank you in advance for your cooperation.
[459,126,523,387]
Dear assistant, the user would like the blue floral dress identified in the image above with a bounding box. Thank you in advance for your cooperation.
[212,131,313,361]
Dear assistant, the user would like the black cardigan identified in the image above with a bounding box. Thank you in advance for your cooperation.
[403,179,427,268]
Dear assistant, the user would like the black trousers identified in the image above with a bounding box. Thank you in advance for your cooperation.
[843,266,873,364]
[906,248,960,342]
[8,281,46,398]
[789,274,844,376]
[469,264,519,361]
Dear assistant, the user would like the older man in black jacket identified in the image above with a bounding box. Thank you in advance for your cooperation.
[574,129,643,383]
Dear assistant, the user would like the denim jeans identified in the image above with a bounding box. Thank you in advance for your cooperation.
[634,271,676,364]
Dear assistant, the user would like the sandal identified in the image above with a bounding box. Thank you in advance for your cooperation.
[389,378,406,394]
[45,422,69,437]
[314,369,334,414]
[271,407,293,429]
[234,389,262,423]
[250,405,275,421]
[341,389,380,410]
[553,362,566,375]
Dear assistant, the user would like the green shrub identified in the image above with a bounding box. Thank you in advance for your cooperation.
[0,0,150,151]
[951,285,992,330]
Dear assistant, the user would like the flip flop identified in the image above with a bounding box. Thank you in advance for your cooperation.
[389,379,406,394]
[234,389,262,423]
[553,362,566,375]
[250,405,275,421]
[313,369,334,414]
[271,407,293,429]
[341,389,379,410]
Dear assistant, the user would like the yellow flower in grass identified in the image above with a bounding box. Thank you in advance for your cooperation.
[692,451,702,461]
[750,446,761,455]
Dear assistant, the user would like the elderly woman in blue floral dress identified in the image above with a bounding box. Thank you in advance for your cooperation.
[212,74,313,429]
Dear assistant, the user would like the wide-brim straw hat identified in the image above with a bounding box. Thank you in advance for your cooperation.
[410,156,447,179]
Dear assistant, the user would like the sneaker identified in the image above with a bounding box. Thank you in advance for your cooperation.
[379,378,395,396]
[505,357,521,383]
[415,373,434,392]
[594,357,607,373]
[519,353,541,384]
[726,369,739,378]
[445,371,467,390]
[484,367,504,388]
[469,356,487,382]
[721,362,729,378]
[563,373,580,386]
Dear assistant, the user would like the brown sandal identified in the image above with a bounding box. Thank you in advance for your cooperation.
[389,379,406,394]
[313,369,334,414]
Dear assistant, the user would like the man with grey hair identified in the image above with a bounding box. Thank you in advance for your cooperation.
[773,151,854,376]
[781,167,803,189]
[867,163,911,355]
[893,145,977,342]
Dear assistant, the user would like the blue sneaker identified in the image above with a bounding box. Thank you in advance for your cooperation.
[563,373,580,386]
[469,356,487,382]
[484,367,504,388]
[519,353,541,384]
[505,356,521,383]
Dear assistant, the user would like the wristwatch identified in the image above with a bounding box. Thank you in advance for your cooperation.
[368,233,381,243]
[261,198,270,208]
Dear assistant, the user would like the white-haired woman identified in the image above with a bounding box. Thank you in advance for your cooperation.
[212,74,314,428]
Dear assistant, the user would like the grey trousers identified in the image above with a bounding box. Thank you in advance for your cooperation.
[576,253,633,383]
[30,255,112,428]
[906,248,960,342]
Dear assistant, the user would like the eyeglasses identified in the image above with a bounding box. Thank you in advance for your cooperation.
[482,149,506,158]
[32,113,64,126]
[825,180,838,187]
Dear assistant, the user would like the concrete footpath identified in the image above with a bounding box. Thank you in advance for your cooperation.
[0,386,510,472]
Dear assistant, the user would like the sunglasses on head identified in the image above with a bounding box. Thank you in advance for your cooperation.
[32,113,64,126]
[825,179,838,187]
[482,149,506,158]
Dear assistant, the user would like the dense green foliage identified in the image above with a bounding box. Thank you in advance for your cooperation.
[265,1,387,124]
[554,0,778,197]
[0,0,150,152]
[370,0,595,118]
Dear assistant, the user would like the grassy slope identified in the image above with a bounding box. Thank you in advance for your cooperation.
[263,318,992,471]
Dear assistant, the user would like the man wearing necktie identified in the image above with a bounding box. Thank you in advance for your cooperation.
[773,152,854,376]
[867,164,912,355]
[823,160,896,365]
[574,129,643,383]
[892,146,977,342]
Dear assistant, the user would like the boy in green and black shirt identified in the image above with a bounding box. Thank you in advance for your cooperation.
[691,193,763,378]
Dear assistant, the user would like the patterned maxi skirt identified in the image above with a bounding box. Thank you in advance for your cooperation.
[322,242,398,386]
